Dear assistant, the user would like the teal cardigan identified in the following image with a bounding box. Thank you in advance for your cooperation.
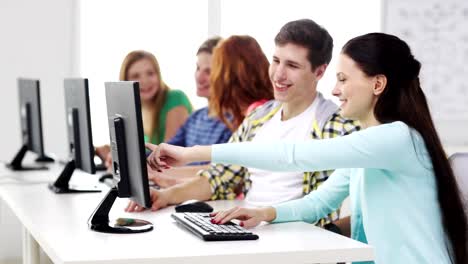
[212,122,452,264]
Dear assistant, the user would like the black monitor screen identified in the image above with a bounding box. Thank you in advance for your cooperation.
[18,78,46,155]
[64,78,95,174]
[105,81,151,208]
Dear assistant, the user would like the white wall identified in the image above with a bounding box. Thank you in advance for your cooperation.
[0,0,77,262]
[0,0,77,162]
[382,0,468,150]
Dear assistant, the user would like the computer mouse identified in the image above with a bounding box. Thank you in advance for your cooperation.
[175,200,214,213]
[98,173,113,182]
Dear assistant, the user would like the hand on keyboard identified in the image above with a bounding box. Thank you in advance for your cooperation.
[210,206,275,229]
[172,213,259,241]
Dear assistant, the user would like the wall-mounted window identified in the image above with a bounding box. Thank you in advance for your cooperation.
[80,0,381,144]
[80,0,209,144]
[220,0,381,104]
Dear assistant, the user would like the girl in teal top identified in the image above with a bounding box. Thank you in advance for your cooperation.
[145,33,466,264]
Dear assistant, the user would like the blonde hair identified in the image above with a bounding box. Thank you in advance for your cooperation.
[119,50,170,142]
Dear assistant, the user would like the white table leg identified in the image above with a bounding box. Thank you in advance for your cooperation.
[40,248,53,264]
[22,227,40,264]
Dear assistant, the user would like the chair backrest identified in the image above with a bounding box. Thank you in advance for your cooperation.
[449,153,468,215]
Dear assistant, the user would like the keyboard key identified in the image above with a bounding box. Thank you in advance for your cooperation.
[172,213,259,241]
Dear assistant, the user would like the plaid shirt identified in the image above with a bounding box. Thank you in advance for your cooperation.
[167,107,232,165]
[198,96,360,226]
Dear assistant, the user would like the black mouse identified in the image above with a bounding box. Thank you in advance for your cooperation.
[98,173,113,182]
[175,200,213,213]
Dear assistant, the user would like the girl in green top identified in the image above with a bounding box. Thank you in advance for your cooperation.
[96,50,192,164]
[120,50,192,144]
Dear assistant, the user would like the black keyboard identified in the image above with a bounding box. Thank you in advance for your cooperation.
[171,213,259,241]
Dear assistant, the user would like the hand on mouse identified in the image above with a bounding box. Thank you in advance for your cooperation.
[95,145,110,161]
[95,145,113,172]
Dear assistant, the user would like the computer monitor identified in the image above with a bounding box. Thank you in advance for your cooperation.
[88,81,152,233]
[7,78,54,170]
[48,78,101,193]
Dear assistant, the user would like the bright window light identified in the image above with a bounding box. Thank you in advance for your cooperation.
[80,0,381,145]
[221,0,382,104]
[80,0,208,145]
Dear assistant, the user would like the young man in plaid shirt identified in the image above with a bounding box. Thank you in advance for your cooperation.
[127,19,359,227]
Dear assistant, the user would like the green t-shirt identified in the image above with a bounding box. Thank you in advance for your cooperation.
[144,89,192,144]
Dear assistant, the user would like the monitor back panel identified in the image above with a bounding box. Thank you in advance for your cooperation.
[64,78,95,174]
[105,81,150,207]
[18,78,45,155]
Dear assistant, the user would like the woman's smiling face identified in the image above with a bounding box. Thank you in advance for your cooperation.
[127,58,160,102]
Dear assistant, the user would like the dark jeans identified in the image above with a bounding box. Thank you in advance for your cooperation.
[323,223,345,264]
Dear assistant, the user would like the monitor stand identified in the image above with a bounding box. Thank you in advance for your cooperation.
[88,187,153,233]
[36,153,55,163]
[7,144,48,171]
[48,159,101,193]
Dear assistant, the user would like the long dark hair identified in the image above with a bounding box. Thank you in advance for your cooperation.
[342,33,466,264]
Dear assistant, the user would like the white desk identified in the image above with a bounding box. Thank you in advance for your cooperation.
[0,165,374,264]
